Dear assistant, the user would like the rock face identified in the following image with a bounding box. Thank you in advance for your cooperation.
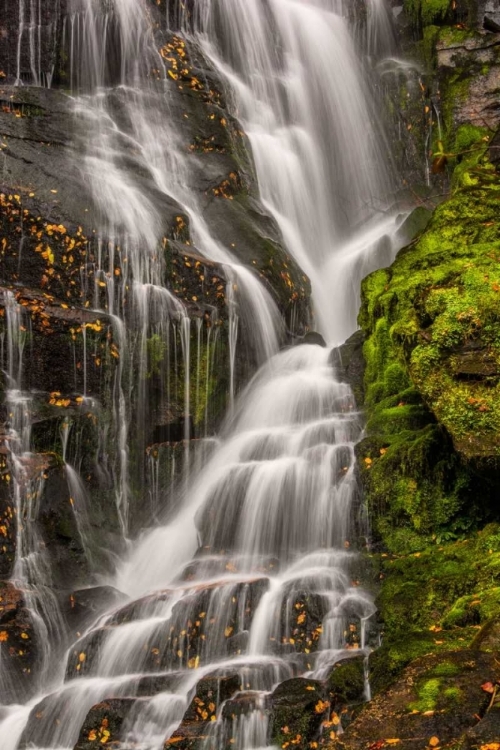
[73,699,135,750]
[0,581,38,704]
[164,674,241,750]
[347,5,500,749]
[0,2,311,595]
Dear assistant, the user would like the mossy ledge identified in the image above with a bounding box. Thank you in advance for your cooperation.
[352,131,500,733]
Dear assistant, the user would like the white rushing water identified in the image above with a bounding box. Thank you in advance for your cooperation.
[1,0,410,747]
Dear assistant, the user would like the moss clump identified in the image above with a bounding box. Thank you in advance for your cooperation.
[358,151,500,556]
[329,658,365,705]
[404,0,452,26]
[369,524,500,692]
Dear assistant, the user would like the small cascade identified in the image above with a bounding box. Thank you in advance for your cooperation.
[1,344,375,749]
[1,291,65,700]
[14,0,60,87]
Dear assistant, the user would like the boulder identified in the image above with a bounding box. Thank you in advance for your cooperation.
[269,678,330,750]
[74,698,136,750]
[0,582,39,704]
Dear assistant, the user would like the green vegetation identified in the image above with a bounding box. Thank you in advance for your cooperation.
[370,524,500,692]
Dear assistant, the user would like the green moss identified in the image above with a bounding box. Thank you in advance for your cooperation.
[369,525,500,692]
[329,659,365,704]
[404,0,451,25]
[409,677,441,712]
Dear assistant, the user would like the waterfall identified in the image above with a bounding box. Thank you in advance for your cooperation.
[0,0,409,747]
[173,0,404,343]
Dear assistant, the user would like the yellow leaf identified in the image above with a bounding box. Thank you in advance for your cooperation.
[314,700,330,714]
[429,738,440,748]
[79,652,86,662]
[88,729,97,741]
[100,728,111,744]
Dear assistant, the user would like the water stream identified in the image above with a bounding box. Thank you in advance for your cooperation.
[1,1,410,747]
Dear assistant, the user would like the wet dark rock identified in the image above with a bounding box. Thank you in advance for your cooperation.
[395,206,433,245]
[151,416,195,445]
[338,650,500,749]
[226,630,249,656]
[471,616,500,652]
[183,674,241,723]
[299,331,327,347]
[82,578,269,674]
[164,720,211,750]
[132,671,185,697]
[107,589,172,627]
[451,343,500,382]
[38,466,122,591]
[279,591,331,656]
[164,673,240,750]
[460,703,500,747]
[481,0,500,32]
[61,586,127,641]
[0,0,63,85]
[221,691,264,720]
[153,578,269,669]
[490,127,500,166]
[270,677,330,750]
[328,655,366,706]
[65,626,109,680]
[331,330,366,406]
[0,446,15,577]
[0,581,39,704]
[74,698,136,750]
[436,30,500,133]
[0,285,117,398]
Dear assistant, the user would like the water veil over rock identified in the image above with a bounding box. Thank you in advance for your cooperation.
[0,0,414,748]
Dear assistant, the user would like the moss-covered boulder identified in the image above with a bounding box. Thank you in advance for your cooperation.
[358,145,500,555]
[269,678,330,750]
[369,524,500,693]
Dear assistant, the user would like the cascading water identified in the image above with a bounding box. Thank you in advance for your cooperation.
[175,0,405,341]
[0,0,410,748]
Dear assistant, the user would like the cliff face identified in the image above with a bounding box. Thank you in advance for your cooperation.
[2,0,500,746]
[336,3,500,747]
[0,0,310,701]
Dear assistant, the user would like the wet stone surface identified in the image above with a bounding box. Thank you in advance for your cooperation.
[73,698,136,750]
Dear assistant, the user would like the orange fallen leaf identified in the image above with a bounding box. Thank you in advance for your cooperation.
[429,738,440,748]
[481,682,496,694]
